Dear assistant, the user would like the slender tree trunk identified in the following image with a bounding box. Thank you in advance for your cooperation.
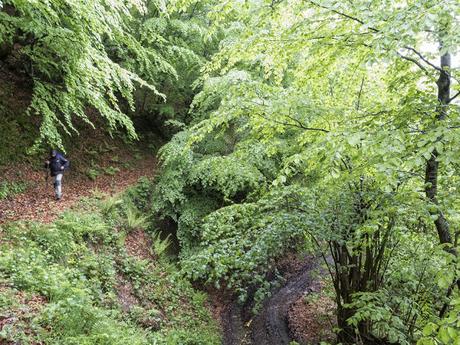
[425,51,453,246]
[425,50,460,301]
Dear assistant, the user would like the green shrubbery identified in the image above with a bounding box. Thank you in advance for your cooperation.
[151,113,305,302]
[0,181,221,344]
[0,181,28,200]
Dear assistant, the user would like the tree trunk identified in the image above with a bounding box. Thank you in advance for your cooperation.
[424,51,460,299]
[425,51,453,246]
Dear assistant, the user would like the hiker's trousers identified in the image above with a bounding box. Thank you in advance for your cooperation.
[53,173,63,199]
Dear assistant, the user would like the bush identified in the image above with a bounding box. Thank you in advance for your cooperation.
[181,187,306,299]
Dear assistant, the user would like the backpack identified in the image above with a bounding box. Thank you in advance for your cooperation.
[49,153,70,173]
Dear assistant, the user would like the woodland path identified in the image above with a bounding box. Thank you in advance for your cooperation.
[0,155,156,224]
[221,256,321,345]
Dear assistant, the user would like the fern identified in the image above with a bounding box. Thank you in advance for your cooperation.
[125,204,149,231]
[151,231,171,258]
[100,195,123,215]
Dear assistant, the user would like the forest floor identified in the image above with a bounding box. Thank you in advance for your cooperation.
[0,64,160,225]
[0,152,156,224]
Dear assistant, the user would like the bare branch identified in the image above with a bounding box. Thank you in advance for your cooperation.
[449,90,460,103]
[397,52,430,75]
[404,46,443,72]
[306,0,379,33]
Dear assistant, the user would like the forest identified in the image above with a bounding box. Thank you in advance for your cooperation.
[0,0,459,344]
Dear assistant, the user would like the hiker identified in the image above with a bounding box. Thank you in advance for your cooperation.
[44,149,70,201]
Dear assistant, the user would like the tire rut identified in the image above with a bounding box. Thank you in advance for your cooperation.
[222,258,319,345]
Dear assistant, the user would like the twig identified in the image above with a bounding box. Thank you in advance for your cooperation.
[306,0,379,33]
[356,77,365,111]
[397,52,430,76]
[245,103,330,133]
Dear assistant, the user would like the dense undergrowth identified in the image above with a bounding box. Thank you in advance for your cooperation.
[2,0,460,344]
[0,181,221,345]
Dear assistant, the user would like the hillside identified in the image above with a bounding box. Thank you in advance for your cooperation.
[1,1,460,345]
[0,185,221,344]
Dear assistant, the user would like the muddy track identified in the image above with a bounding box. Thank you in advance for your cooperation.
[222,258,319,345]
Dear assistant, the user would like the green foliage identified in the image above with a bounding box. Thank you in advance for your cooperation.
[0,0,216,148]
[175,186,307,299]
[0,90,38,165]
[100,195,123,216]
[125,176,153,211]
[151,0,460,343]
[0,181,221,344]
[191,155,265,199]
[124,203,149,231]
[152,231,172,258]
[0,0,155,148]
[2,0,460,343]
[0,180,28,199]
[86,168,102,181]
[39,300,149,345]
[104,166,121,176]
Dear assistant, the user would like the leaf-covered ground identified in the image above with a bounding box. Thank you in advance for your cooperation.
[0,153,156,224]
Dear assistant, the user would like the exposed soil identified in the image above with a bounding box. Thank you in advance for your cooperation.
[125,228,155,261]
[220,255,328,345]
[288,280,336,344]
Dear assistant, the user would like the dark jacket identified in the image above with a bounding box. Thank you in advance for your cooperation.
[46,153,69,176]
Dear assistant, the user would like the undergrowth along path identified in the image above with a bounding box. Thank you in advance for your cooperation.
[0,155,156,224]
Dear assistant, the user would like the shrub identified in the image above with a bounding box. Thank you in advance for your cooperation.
[0,181,28,200]
[0,181,221,345]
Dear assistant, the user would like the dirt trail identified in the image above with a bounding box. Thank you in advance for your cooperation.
[0,155,156,224]
[222,257,320,345]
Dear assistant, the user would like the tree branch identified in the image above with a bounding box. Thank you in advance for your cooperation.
[449,90,460,103]
[306,0,379,33]
[249,108,329,133]
[304,0,457,84]
[397,52,430,75]
[283,112,330,132]
[404,46,443,72]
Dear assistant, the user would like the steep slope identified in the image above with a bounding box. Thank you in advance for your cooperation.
[0,183,221,344]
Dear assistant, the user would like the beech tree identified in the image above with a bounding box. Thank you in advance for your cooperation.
[153,1,460,343]
[0,0,210,148]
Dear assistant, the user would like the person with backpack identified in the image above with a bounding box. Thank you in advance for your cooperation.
[44,149,70,201]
